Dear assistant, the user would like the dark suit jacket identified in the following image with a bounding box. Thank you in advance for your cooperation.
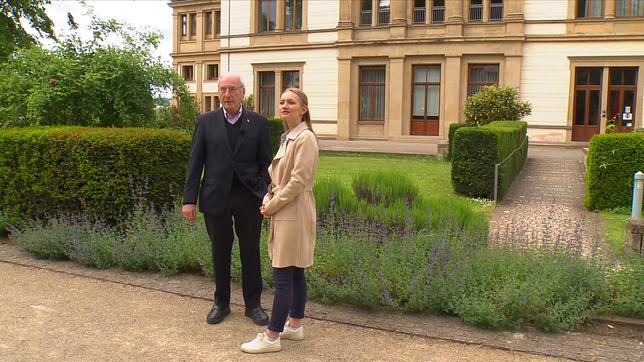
[183,108,272,215]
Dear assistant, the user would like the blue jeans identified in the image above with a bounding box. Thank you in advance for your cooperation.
[268,266,307,333]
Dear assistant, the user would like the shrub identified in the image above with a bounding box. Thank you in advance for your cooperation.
[12,215,115,268]
[447,123,471,161]
[451,121,527,200]
[352,170,418,207]
[598,254,644,318]
[0,210,7,236]
[464,85,532,126]
[585,133,644,210]
[453,247,608,332]
[0,127,191,226]
[268,118,285,156]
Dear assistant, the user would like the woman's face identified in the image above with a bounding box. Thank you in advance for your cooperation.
[279,90,307,127]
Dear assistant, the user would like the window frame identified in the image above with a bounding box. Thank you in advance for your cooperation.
[258,71,276,118]
[284,0,303,31]
[467,64,500,96]
[205,64,219,82]
[358,65,387,123]
[205,11,213,37]
[181,65,194,82]
[282,70,300,91]
[576,0,604,18]
[616,0,644,17]
[258,0,277,33]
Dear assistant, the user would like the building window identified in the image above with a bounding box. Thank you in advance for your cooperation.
[205,11,213,36]
[490,0,504,21]
[189,13,197,36]
[285,0,302,31]
[259,71,275,118]
[469,0,483,22]
[616,0,644,16]
[360,0,372,26]
[205,96,212,113]
[182,65,194,82]
[359,66,386,122]
[215,11,221,35]
[378,0,390,25]
[206,64,218,81]
[282,71,300,91]
[468,64,499,96]
[180,14,188,36]
[576,0,603,18]
[432,0,445,23]
[259,0,277,32]
[412,65,440,120]
[204,96,220,113]
[413,0,425,23]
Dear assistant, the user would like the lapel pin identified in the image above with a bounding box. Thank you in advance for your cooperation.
[246,119,250,123]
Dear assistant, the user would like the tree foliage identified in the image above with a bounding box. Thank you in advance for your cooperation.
[0,8,197,130]
[464,85,532,126]
[0,0,56,60]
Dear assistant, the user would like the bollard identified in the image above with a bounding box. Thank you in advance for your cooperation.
[632,171,643,220]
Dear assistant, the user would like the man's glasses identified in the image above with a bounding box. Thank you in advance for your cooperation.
[218,86,240,94]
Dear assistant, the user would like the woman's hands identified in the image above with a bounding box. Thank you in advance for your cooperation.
[260,203,273,217]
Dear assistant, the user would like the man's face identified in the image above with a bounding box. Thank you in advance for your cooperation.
[218,76,245,115]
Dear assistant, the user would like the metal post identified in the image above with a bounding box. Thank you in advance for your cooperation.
[632,171,643,220]
[494,163,499,202]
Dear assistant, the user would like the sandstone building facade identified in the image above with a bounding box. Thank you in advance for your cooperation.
[169,0,644,143]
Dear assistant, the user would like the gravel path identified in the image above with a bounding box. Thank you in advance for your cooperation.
[488,146,603,257]
[0,262,555,362]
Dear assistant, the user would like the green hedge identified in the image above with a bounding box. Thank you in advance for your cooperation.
[585,133,644,210]
[0,127,191,225]
[447,123,471,161]
[268,118,284,156]
[451,121,527,200]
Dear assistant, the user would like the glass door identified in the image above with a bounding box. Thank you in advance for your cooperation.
[572,67,602,141]
[608,67,638,133]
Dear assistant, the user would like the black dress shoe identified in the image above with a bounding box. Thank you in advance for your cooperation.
[206,305,230,324]
[245,306,269,326]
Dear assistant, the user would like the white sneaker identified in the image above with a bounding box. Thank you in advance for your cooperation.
[240,332,282,354]
[280,322,304,341]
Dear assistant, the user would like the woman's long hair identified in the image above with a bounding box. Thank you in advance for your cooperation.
[283,87,314,134]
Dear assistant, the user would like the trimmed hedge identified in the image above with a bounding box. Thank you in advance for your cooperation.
[447,123,471,161]
[0,127,191,225]
[268,118,284,156]
[451,121,528,200]
[585,133,644,210]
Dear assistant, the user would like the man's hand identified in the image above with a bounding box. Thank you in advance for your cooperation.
[182,204,197,223]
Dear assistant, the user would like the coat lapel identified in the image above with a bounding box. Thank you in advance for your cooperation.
[271,121,308,166]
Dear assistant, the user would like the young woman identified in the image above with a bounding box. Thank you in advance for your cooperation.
[241,88,319,354]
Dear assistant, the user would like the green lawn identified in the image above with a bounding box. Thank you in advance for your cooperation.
[599,210,631,256]
[316,152,492,214]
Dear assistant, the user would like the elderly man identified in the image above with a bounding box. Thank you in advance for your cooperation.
[182,74,272,326]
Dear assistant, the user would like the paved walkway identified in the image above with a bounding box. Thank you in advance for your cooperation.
[1,241,641,361]
[488,145,603,257]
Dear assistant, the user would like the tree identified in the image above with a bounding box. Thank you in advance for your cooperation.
[0,10,197,130]
[0,0,56,60]
[463,85,532,126]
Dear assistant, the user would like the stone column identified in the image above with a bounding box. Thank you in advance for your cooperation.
[505,0,524,20]
[338,0,353,27]
[337,0,354,41]
[387,56,405,138]
[276,0,285,31]
[444,55,462,130]
[605,0,616,19]
[336,58,352,140]
[445,0,464,36]
[504,55,522,89]
[390,0,407,38]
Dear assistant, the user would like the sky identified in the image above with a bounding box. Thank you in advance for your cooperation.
[44,0,174,66]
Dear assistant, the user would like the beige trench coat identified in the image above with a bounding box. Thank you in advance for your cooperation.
[263,121,319,268]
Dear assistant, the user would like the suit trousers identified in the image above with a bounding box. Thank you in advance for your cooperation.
[204,187,263,309]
